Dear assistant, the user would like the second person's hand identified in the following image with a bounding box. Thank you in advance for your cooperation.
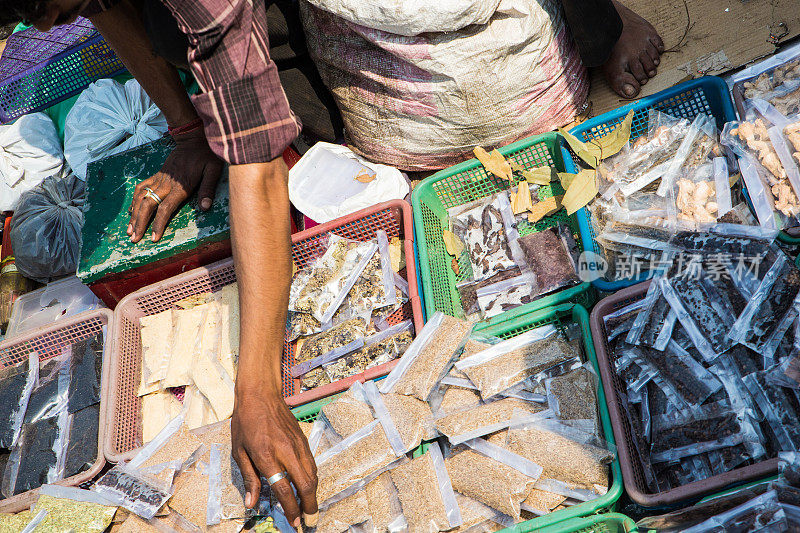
[128,123,223,243]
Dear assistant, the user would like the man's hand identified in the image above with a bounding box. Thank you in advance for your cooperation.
[232,389,318,525]
[127,127,223,243]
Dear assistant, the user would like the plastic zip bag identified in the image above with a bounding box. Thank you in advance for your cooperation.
[390,444,462,532]
[658,113,722,198]
[626,279,676,351]
[323,322,414,384]
[0,352,38,448]
[433,397,553,445]
[63,404,100,479]
[92,464,173,520]
[545,363,599,427]
[475,274,535,319]
[363,380,431,456]
[32,485,117,533]
[454,325,578,400]
[744,371,800,452]
[731,253,800,363]
[638,341,722,405]
[682,490,784,533]
[66,332,103,414]
[516,225,580,297]
[25,354,70,425]
[379,312,473,401]
[289,235,378,323]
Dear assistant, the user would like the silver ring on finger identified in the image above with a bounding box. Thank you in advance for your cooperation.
[267,471,289,486]
[143,187,163,205]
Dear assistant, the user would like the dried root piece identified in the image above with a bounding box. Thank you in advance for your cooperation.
[676,179,718,224]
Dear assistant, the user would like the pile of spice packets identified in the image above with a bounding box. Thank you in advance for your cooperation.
[604,225,800,492]
[636,452,800,531]
[287,231,414,392]
[302,311,615,533]
[0,332,104,498]
[587,111,755,283]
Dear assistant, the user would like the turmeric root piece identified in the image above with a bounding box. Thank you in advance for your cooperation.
[732,119,788,182]
[676,179,718,224]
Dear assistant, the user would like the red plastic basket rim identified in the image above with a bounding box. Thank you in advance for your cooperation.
[0,308,112,514]
[589,281,779,507]
[106,200,423,463]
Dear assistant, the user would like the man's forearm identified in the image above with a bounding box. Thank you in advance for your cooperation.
[229,160,292,400]
[88,0,197,127]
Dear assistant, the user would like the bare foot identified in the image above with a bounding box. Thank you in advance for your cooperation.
[602,1,665,99]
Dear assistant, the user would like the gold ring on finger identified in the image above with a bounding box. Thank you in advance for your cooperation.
[144,187,163,205]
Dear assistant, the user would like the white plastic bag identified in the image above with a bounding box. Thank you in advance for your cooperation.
[288,143,409,223]
[0,113,64,211]
[64,78,168,180]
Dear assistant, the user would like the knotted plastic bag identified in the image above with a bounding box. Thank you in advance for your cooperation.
[0,113,64,211]
[64,78,168,180]
[10,173,85,283]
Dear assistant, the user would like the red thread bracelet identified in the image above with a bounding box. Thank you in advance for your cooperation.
[168,117,204,137]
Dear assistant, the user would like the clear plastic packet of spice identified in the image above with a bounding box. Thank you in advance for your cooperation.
[315,420,403,506]
[289,235,379,323]
[638,341,722,405]
[517,226,580,297]
[730,148,793,230]
[434,397,553,446]
[33,485,118,533]
[379,312,473,401]
[545,363,599,426]
[391,443,462,532]
[604,300,646,342]
[25,353,70,425]
[91,463,173,520]
[744,371,800,452]
[295,317,369,365]
[682,489,785,533]
[475,274,536,319]
[454,325,577,401]
[0,352,38,449]
[625,278,674,351]
[364,380,432,456]
[318,381,374,440]
[658,113,721,198]
[730,253,800,362]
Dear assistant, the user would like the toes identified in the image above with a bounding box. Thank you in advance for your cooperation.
[639,51,657,78]
[646,44,660,66]
[612,71,641,99]
[629,59,649,85]
[650,34,665,53]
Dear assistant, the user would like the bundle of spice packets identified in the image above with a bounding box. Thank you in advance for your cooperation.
[300,311,616,533]
[636,452,800,531]
[447,186,581,321]
[288,231,415,392]
[0,331,105,499]
[603,225,800,492]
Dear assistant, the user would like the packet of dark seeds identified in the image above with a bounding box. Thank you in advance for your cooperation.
[91,464,173,520]
[730,253,800,362]
[744,371,800,452]
[681,490,786,533]
[25,355,69,425]
[0,353,38,449]
[638,341,722,405]
[63,404,100,479]
[626,279,677,351]
[66,332,104,414]
[516,225,580,297]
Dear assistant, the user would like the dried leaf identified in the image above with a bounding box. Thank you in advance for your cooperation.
[558,129,601,168]
[593,110,634,159]
[443,230,465,257]
[527,195,563,223]
[355,169,376,183]
[558,172,576,190]
[451,257,460,276]
[511,182,535,215]
[562,169,599,215]
[474,147,512,183]
[512,163,553,186]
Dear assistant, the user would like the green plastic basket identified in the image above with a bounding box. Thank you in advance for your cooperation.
[476,303,624,532]
[536,513,638,533]
[411,132,594,323]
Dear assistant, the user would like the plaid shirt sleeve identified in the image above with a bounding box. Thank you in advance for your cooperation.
[88,0,301,164]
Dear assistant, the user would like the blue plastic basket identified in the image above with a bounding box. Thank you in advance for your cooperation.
[0,18,126,124]
[566,76,738,292]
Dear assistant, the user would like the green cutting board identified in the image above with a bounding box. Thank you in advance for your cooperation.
[78,138,230,284]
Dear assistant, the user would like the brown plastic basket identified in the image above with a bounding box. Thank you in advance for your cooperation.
[106,200,423,463]
[0,309,112,513]
[589,281,779,508]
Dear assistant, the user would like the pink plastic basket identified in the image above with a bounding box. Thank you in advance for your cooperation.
[106,200,423,462]
[0,309,113,513]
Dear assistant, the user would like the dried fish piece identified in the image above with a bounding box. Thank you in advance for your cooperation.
[476,275,535,319]
[457,269,521,321]
[300,367,331,390]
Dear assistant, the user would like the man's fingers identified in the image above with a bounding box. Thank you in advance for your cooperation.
[198,162,222,211]
[233,447,261,509]
[270,475,302,527]
[130,193,159,243]
[150,200,179,242]
[286,451,319,516]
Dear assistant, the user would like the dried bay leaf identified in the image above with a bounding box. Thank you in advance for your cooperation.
[593,110,634,159]
[558,129,601,168]
[511,182,535,215]
[474,147,512,183]
[562,169,599,215]
[559,172,576,190]
[443,230,464,257]
[527,195,563,223]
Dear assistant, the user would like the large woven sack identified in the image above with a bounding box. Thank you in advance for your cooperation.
[300,0,588,171]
